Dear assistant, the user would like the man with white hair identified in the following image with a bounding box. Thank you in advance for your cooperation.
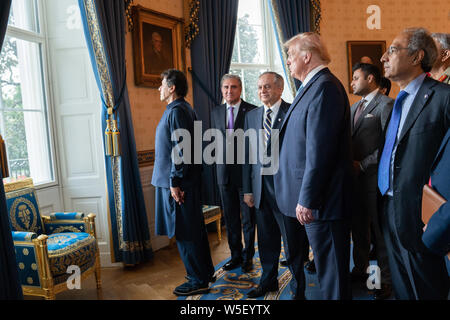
[430,33,450,84]
[274,32,353,300]
[378,27,450,299]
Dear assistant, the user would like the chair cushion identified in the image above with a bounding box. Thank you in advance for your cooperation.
[47,232,97,284]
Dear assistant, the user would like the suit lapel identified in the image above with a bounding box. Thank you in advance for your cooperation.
[273,100,289,130]
[280,68,330,131]
[235,101,247,130]
[350,102,358,134]
[353,92,381,135]
[398,79,434,143]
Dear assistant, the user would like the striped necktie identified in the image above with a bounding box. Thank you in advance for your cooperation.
[264,108,272,147]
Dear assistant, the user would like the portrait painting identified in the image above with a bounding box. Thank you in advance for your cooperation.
[347,41,386,93]
[132,6,184,87]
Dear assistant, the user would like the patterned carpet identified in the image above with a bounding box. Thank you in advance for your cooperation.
[179,245,373,300]
[178,243,450,300]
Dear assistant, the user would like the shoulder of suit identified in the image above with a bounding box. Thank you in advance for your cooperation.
[421,78,450,102]
[212,103,225,113]
[377,93,394,105]
[281,99,291,109]
[241,100,258,110]
[247,106,262,115]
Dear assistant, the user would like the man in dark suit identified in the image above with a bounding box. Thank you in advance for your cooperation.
[211,74,257,273]
[152,69,215,296]
[275,32,353,300]
[350,63,393,299]
[378,27,450,299]
[242,72,307,299]
[422,129,450,257]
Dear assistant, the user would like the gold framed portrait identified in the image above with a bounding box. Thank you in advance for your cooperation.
[132,5,185,87]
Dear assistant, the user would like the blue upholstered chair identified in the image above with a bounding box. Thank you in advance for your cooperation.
[4,178,101,299]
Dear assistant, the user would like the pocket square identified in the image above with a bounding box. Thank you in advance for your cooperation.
[365,114,374,118]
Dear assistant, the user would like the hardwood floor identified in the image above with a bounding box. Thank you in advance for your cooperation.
[31,229,230,300]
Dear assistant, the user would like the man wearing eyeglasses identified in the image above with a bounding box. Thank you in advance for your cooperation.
[378,28,450,300]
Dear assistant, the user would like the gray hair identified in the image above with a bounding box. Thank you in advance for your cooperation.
[259,71,284,89]
[431,32,450,50]
[403,28,437,72]
[284,32,331,65]
[220,73,242,88]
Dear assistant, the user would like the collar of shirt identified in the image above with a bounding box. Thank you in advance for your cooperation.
[166,97,185,109]
[263,99,281,123]
[403,73,426,97]
[361,88,379,108]
[302,65,327,87]
[396,73,426,138]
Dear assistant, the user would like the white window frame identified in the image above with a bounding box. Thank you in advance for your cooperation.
[1,0,59,189]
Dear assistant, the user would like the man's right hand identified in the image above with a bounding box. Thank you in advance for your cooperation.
[244,194,255,208]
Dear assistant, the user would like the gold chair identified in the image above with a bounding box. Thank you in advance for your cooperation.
[4,178,101,299]
[203,205,222,241]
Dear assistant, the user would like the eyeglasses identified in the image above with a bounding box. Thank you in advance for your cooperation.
[386,46,409,56]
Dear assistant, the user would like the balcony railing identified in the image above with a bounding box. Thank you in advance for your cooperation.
[8,158,30,179]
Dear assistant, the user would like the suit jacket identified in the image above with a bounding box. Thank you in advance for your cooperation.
[274,68,353,220]
[422,129,450,256]
[211,100,257,186]
[151,98,200,189]
[242,100,290,209]
[380,76,450,252]
[351,92,393,185]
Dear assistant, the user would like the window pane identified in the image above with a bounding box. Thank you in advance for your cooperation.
[236,14,264,64]
[8,0,39,33]
[0,36,54,184]
[1,36,45,111]
[237,0,263,25]
[231,35,239,64]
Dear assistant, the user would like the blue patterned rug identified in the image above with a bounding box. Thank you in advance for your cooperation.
[178,243,450,300]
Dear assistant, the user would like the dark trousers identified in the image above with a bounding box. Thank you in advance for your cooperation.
[352,175,391,285]
[218,184,256,262]
[256,177,307,297]
[381,196,449,299]
[174,186,215,285]
[305,219,351,300]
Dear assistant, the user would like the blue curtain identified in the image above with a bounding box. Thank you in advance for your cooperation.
[78,0,152,264]
[0,0,23,300]
[268,0,312,93]
[190,0,239,205]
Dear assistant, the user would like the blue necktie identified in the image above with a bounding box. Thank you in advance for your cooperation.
[377,90,409,195]
[296,84,304,97]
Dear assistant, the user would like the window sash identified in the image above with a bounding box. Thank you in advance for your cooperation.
[1,0,56,187]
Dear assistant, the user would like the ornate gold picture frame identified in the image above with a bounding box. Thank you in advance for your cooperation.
[132,5,185,87]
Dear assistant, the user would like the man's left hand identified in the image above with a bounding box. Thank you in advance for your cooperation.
[296,204,314,225]
[170,187,185,205]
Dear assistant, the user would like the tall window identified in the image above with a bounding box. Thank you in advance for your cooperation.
[0,0,54,185]
[230,0,293,106]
